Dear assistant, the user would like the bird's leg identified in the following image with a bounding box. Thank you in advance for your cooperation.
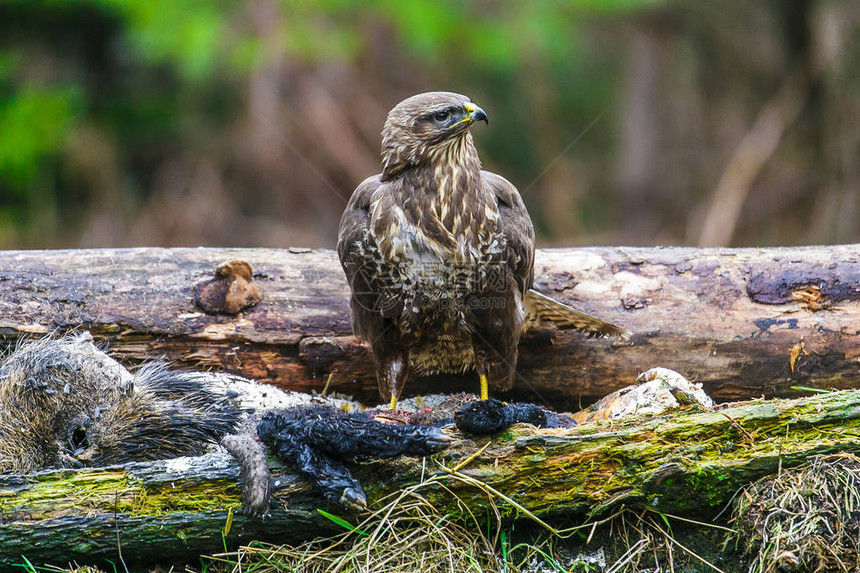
[472,337,516,400]
[479,374,490,401]
[379,354,409,410]
[474,359,490,401]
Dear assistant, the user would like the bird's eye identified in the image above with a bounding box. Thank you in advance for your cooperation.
[434,111,450,122]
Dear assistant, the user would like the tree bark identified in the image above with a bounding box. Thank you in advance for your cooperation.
[0,245,858,408]
[3,388,860,569]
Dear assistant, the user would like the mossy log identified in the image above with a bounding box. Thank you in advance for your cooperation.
[3,389,860,569]
[0,246,859,408]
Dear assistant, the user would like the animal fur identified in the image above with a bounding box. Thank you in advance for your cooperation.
[454,398,577,435]
[221,429,271,517]
[0,333,241,473]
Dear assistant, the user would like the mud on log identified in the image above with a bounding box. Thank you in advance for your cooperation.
[2,389,860,568]
[0,246,858,407]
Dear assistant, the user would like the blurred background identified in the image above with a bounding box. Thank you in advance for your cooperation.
[1,0,859,251]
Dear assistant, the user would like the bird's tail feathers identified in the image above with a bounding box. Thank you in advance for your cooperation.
[524,289,631,339]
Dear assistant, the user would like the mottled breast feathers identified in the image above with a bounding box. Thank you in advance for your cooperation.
[337,169,534,303]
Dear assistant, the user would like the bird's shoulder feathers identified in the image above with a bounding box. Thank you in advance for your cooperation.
[481,170,535,296]
[336,173,384,268]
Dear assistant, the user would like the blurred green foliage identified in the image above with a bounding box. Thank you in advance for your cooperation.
[0,85,79,187]
[1,0,854,248]
[0,0,655,247]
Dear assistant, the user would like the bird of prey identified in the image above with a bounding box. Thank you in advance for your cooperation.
[337,92,628,409]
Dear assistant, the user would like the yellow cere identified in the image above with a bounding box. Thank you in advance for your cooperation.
[454,104,477,127]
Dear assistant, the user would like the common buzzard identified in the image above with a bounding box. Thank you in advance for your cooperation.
[337,92,628,408]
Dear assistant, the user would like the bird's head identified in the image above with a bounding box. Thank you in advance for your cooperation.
[380,91,488,180]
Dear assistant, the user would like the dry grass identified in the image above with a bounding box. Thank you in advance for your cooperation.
[208,492,498,572]
[205,472,510,573]
[600,509,730,573]
[204,467,730,573]
[731,454,860,572]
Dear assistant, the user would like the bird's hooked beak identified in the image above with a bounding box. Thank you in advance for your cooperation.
[464,102,489,125]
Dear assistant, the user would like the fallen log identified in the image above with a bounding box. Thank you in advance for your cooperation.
[3,388,860,569]
[0,246,858,407]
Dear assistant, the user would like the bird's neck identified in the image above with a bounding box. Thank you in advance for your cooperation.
[430,132,482,178]
[392,132,499,260]
[415,133,497,236]
[373,133,501,262]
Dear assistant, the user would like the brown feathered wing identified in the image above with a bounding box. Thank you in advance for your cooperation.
[481,170,535,298]
[523,289,631,338]
[336,174,387,342]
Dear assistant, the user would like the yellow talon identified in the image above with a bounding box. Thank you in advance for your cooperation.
[389,395,398,410]
[479,374,489,401]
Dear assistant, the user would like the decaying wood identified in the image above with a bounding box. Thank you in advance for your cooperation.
[0,246,858,407]
[3,388,860,568]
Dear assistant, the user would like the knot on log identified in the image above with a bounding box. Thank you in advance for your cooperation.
[194,259,263,314]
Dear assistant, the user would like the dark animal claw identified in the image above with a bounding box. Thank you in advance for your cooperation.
[341,487,367,511]
[424,429,455,449]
